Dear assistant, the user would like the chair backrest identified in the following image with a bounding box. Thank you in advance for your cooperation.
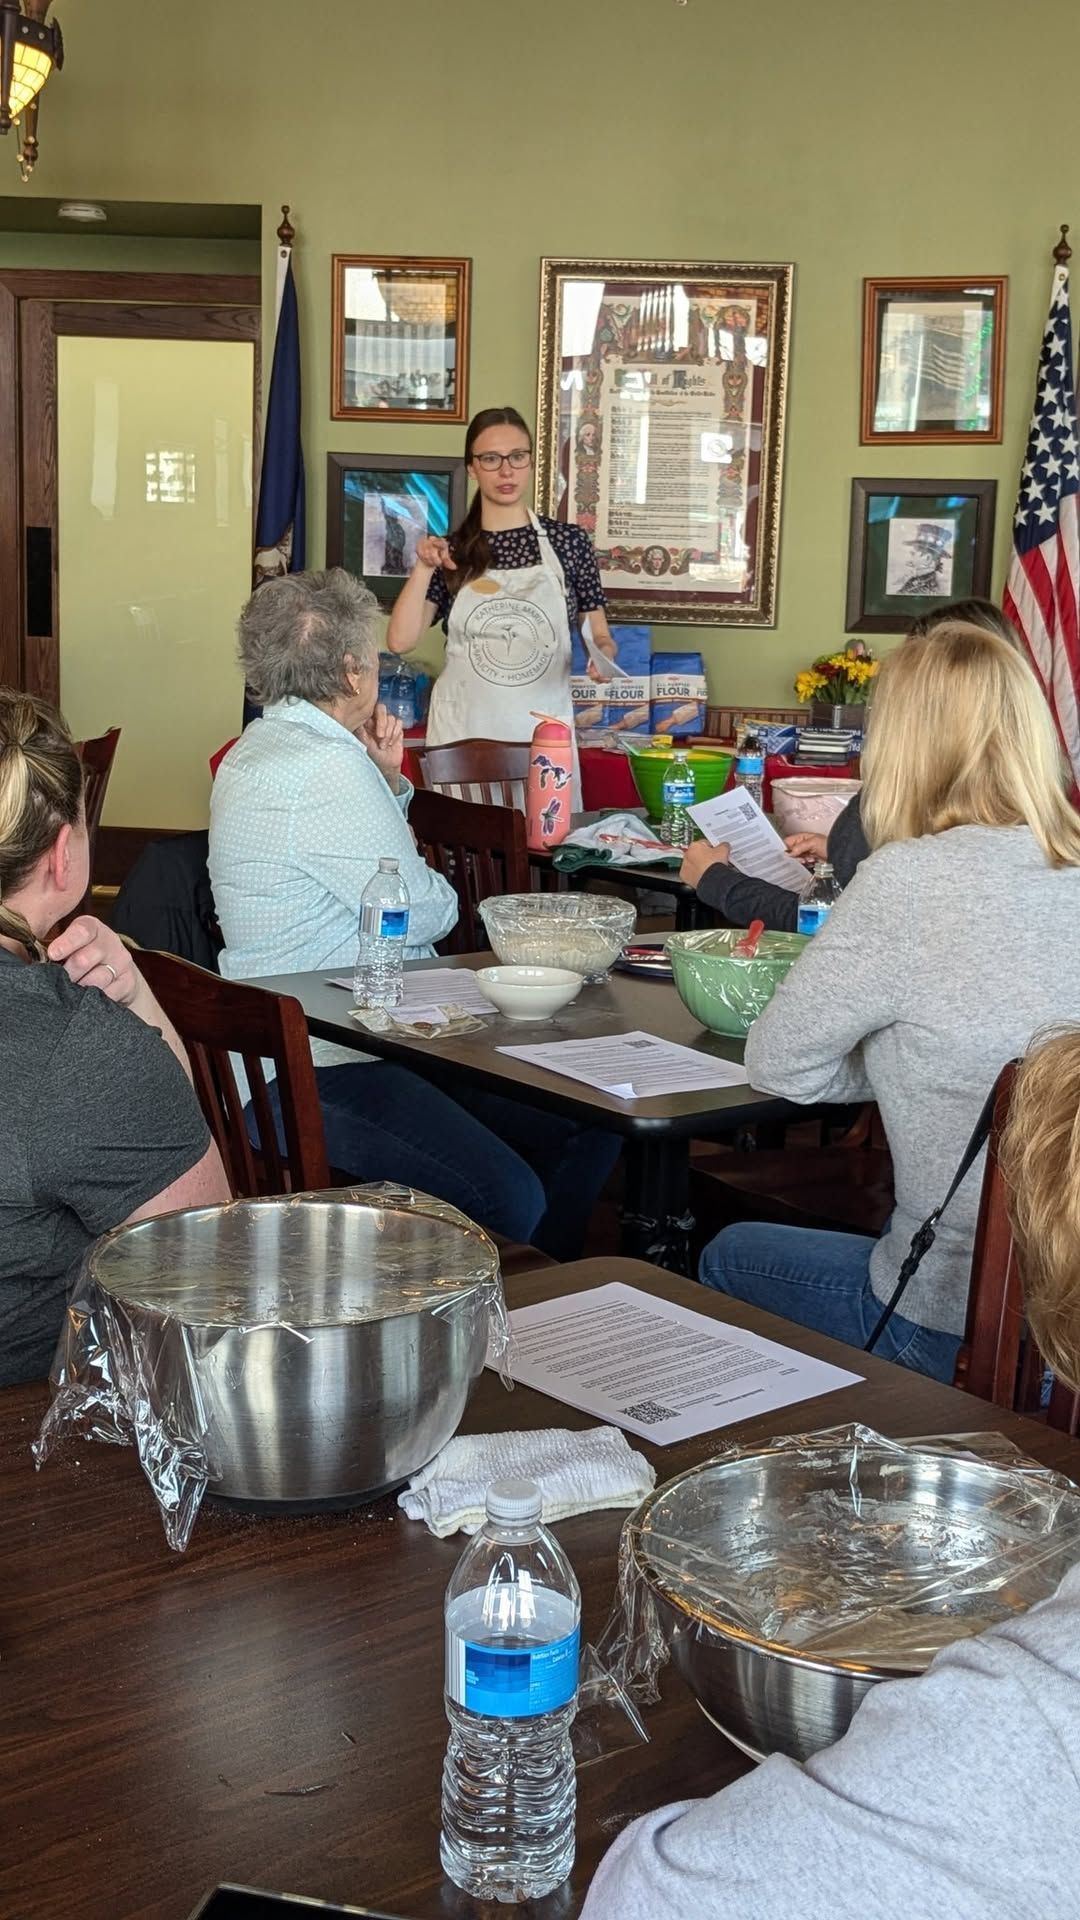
[409,788,529,954]
[413,737,532,810]
[957,1061,1080,1433]
[135,948,330,1197]
[700,705,807,742]
[75,727,122,850]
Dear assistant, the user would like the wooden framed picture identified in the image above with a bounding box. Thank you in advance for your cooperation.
[845,476,997,633]
[331,255,471,423]
[325,452,467,606]
[861,276,1007,443]
[535,255,793,625]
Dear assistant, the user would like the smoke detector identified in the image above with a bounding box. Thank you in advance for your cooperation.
[58,201,106,223]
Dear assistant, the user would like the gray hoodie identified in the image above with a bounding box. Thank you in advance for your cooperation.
[581,1561,1080,1920]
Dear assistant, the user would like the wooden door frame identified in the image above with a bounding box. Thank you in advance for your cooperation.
[0,270,260,701]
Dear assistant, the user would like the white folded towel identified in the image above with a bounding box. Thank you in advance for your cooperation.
[398,1425,656,1537]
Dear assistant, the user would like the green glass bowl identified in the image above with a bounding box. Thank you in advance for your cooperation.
[627,747,734,822]
[666,928,808,1037]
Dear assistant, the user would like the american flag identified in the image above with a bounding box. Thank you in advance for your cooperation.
[1004,252,1080,784]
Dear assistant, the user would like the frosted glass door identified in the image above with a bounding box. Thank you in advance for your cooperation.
[58,335,254,829]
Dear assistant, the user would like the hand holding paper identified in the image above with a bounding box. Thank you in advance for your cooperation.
[688,788,812,894]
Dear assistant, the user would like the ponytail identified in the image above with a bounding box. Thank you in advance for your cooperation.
[0,689,83,959]
[447,404,533,595]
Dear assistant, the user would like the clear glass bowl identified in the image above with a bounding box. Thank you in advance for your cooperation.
[479,892,636,983]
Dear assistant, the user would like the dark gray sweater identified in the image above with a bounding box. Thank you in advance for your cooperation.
[696,790,867,928]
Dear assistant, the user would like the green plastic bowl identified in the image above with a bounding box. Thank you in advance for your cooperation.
[666,928,808,1037]
[626,746,734,822]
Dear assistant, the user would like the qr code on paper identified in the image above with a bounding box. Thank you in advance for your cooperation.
[620,1398,679,1424]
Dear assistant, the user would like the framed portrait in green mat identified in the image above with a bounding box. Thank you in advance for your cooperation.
[845,476,997,634]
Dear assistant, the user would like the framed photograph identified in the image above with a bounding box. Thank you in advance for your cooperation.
[325,452,467,606]
[861,276,1007,443]
[535,256,793,625]
[331,255,471,423]
[845,476,997,633]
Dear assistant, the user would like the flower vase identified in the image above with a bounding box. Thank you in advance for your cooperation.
[810,702,866,732]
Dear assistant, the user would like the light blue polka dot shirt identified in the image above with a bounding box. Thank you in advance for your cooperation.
[209,700,459,1071]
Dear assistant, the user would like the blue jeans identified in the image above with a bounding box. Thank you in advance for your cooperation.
[263,1063,621,1260]
[699,1222,962,1384]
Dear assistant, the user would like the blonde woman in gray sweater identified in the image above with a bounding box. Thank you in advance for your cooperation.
[700,622,1080,1380]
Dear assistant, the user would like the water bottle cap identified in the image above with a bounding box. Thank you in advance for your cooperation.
[486,1478,543,1524]
[378,857,400,873]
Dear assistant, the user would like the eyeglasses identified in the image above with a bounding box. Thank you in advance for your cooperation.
[472,448,532,471]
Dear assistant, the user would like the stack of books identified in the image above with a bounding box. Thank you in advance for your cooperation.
[796,727,859,766]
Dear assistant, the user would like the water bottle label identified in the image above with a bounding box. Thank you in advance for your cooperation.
[376,906,409,940]
[446,1624,580,1719]
[662,779,695,806]
[797,903,831,935]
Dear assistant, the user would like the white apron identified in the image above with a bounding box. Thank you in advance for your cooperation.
[427,510,580,805]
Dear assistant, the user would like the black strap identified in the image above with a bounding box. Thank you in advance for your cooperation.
[864,1073,1009,1354]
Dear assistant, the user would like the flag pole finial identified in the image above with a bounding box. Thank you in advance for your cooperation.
[1054,223,1072,265]
[276,205,296,248]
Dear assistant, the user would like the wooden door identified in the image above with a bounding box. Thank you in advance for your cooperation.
[0,270,260,703]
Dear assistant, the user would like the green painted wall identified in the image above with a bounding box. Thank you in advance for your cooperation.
[11,0,1079,702]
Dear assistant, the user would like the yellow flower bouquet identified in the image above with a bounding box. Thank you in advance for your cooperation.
[795,642,880,708]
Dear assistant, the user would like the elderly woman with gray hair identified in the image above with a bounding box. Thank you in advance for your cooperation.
[209,568,619,1256]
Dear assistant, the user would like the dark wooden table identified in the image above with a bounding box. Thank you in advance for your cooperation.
[527,810,709,931]
[5,1257,1080,1920]
[249,956,788,1268]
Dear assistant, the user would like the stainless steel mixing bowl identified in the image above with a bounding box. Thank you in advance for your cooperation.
[629,1434,1080,1762]
[88,1192,500,1508]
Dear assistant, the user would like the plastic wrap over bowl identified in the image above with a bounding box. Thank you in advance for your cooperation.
[624,1426,1080,1761]
[479,892,636,982]
[36,1187,507,1546]
[666,927,806,1037]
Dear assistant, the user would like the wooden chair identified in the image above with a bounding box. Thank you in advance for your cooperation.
[690,1104,895,1252]
[697,705,807,743]
[956,1062,1080,1432]
[133,948,556,1278]
[73,727,121,910]
[410,788,529,954]
[413,738,532,810]
[135,948,330,1197]
[75,726,121,866]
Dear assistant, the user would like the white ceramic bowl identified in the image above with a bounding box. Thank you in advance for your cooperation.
[475,964,583,1022]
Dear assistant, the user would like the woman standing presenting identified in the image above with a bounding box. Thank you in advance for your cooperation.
[387,406,616,776]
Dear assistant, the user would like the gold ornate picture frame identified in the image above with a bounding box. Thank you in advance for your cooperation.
[331,254,471,424]
[535,256,793,625]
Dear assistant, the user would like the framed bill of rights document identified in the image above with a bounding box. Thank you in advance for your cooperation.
[535,256,793,625]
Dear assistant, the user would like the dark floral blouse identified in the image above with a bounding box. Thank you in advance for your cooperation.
[425,517,606,634]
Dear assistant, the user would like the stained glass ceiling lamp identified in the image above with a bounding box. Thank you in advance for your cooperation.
[0,0,64,182]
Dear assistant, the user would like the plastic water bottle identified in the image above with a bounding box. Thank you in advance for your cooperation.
[353,857,410,1007]
[734,729,765,810]
[377,653,418,728]
[660,744,696,848]
[441,1479,581,1903]
[797,859,842,935]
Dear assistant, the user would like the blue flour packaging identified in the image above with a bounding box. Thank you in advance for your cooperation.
[651,650,707,734]
[571,623,651,735]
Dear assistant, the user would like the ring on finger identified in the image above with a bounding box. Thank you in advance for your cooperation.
[102,963,118,985]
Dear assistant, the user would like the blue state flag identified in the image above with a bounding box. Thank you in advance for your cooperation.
[245,228,306,721]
